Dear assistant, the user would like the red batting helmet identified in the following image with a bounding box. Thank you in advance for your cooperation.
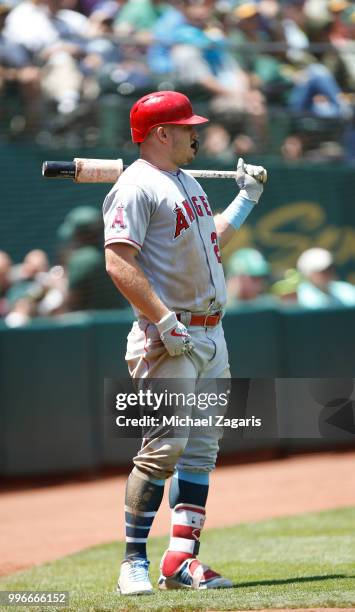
[130,90,209,143]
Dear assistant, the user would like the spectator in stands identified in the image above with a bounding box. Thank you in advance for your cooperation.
[306,21,353,100]
[0,1,31,69]
[12,249,68,315]
[230,0,353,119]
[114,0,167,38]
[200,123,234,162]
[281,133,304,160]
[4,0,97,114]
[4,249,53,322]
[280,0,353,119]
[0,0,41,131]
[281,131,345,161]
[271,268,301,302]
[35,264,67,315]
[327,0,352,44]
[10,249,49,284]
[6,251,67,320]
[4,296,35,326]
[80,0,123,17]
[327,3,355,93]
[148,0,267,145]
[57,206,128,310]
[296,247,355,308]
[1,0,353,152]
[232,132,256,156]
[200,119,257,162]
[21,249,49,279]
[227,1,291,106]
[225,247,272,307]
[304,0,329,24]
[7,248,47,294]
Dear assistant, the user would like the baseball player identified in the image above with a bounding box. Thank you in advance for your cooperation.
[103,90,267,594]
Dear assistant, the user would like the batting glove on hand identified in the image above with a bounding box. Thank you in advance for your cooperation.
[236,157,267,204]
[156,311,194,357]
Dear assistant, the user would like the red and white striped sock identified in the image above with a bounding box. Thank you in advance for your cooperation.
[161,503,206,577]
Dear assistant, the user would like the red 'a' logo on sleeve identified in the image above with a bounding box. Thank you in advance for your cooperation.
[174,205,189,239]
[111,204,125,229]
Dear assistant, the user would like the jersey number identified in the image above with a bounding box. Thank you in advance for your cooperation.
[211,232,222,264]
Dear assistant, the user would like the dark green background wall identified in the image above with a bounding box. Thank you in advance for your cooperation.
[1,306,354,476]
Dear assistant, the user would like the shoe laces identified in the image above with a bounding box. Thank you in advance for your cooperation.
[128,558,150,581]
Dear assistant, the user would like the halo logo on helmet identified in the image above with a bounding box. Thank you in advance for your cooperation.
[130,91,209,143]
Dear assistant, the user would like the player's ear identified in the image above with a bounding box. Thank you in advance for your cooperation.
[155,125,169,144]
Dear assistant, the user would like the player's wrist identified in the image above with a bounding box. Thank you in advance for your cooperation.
[221,194,255,230]
[156,311,177,334]
[238,185,263,204]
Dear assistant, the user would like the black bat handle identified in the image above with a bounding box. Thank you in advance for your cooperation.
[42,160,129,180]
[42,161,76,178]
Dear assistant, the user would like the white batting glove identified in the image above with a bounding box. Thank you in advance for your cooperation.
[156,311,194,357]
[236,157,267,204]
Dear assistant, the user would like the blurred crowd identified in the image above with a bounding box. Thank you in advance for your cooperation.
[0,206,128,327]
[225,245,355,307]
[1,204,355,327]
[1,0,355,157]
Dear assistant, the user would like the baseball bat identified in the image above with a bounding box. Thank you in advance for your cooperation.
[42,158,240,184]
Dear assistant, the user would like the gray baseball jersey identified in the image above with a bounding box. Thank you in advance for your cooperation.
[103,159,226,314]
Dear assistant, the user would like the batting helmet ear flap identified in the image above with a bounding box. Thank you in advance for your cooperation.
[130,91,209,143]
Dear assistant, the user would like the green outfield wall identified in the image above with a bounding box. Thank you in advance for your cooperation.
[0,306,354,476]
[1,144,355,283]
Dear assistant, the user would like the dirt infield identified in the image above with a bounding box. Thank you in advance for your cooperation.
[1,450,355,577]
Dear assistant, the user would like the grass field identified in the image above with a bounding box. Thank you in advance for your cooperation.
[1,507,355,611]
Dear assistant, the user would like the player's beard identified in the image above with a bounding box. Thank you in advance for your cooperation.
[179,140,199,166]
[170,128,199,166]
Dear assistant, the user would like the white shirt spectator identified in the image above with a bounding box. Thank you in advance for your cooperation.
[4,0,89,54]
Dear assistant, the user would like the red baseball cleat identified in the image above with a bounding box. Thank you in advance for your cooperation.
[158,552,233,590]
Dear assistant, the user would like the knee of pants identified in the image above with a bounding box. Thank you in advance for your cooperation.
[133,437,188,480]
[307,63,330,78]
[176,435,221,473]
